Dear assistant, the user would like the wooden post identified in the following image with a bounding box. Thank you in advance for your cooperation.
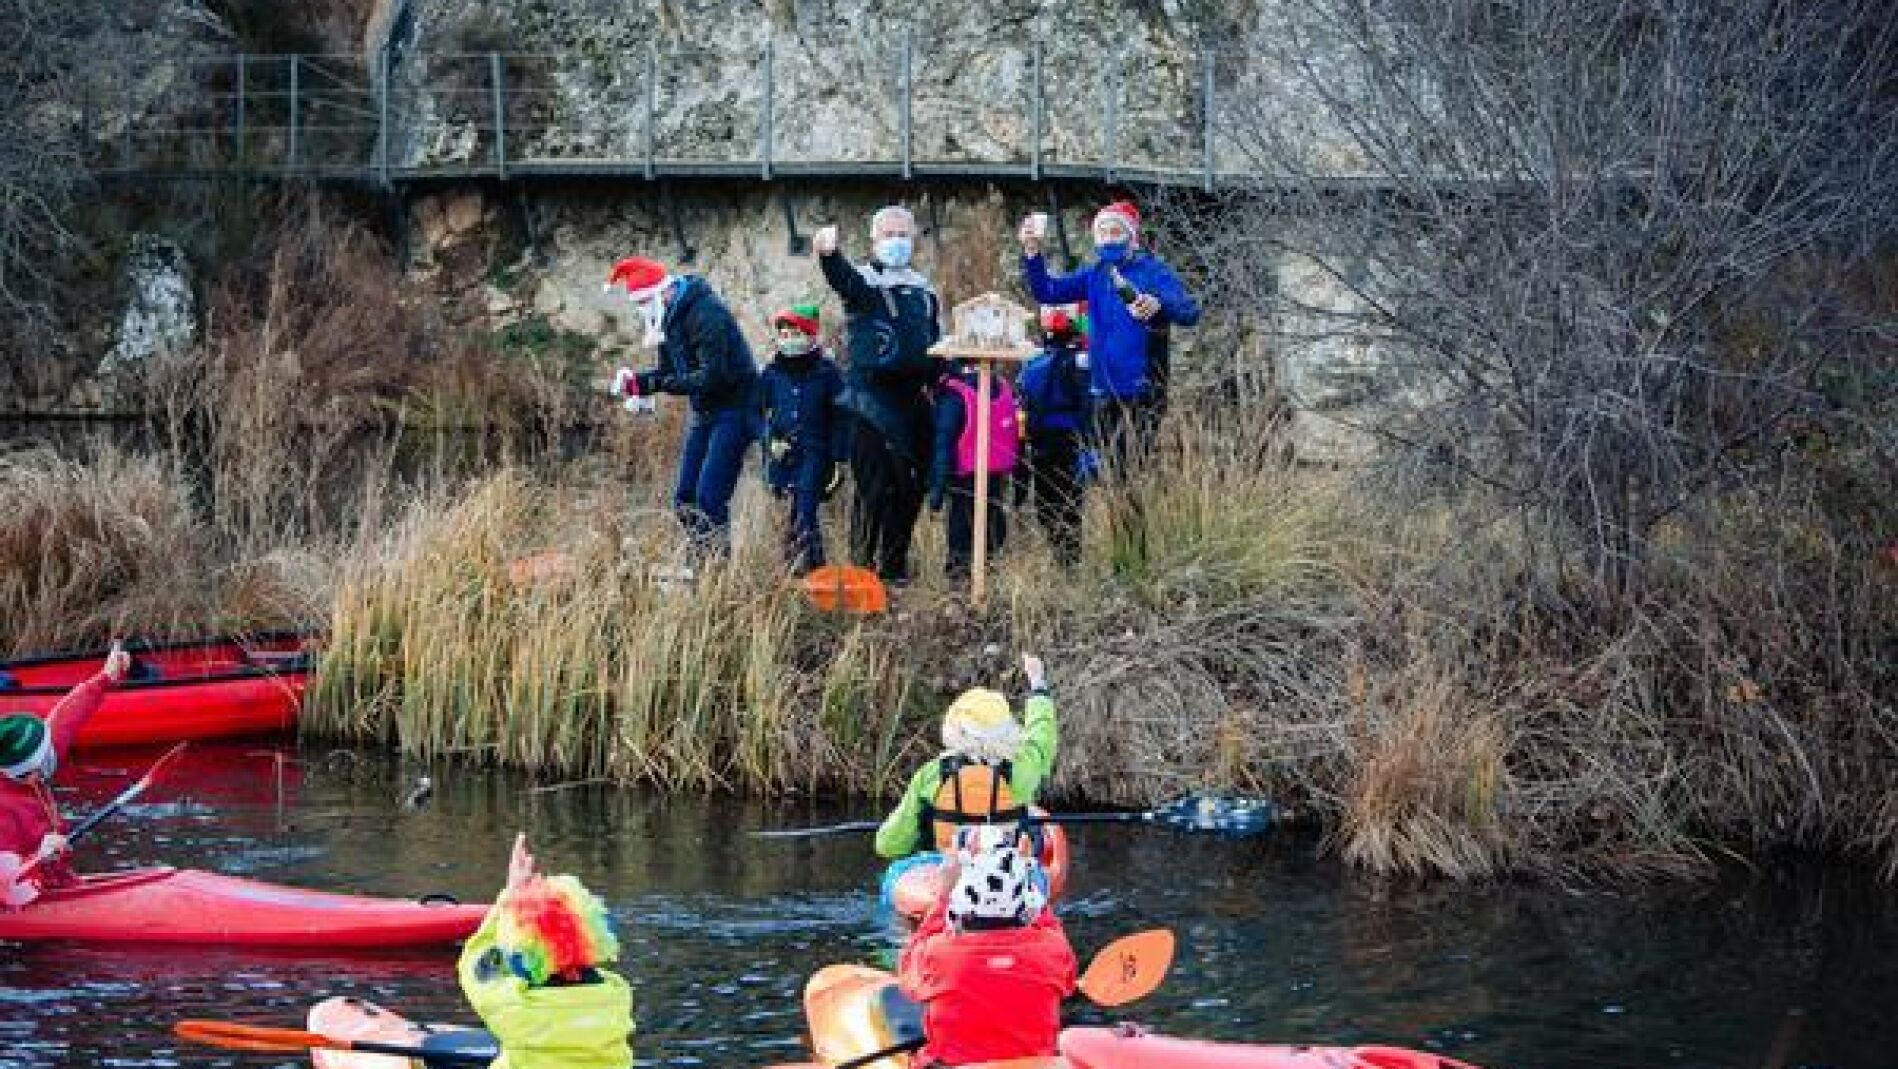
[929,293,1035,609]
[971,359,994,606]
[644,43,658,179]
[761,38,773,179]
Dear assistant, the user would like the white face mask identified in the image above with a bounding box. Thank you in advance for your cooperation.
[777,336,815,357]
[635,295,666,348]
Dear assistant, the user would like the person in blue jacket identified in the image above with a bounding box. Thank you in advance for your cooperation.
[607,255,759,560]
[1018,201,1200,473]
[1016,305,1093,567]
[756,303,849,575]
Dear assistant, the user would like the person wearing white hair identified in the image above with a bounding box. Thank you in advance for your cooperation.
[874,653,1056,861]
[812,205,942,587]
[896,824,1077,1067]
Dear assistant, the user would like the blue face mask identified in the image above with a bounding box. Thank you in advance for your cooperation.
[1095,240,1129,264]
[875,237,913,268]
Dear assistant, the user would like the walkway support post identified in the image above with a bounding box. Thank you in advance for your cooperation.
[900,27,913,180]
[645,43,658,180]
[234,55,247,166]
[1201,46,1215,191]
[376,49,390,185]
[761,38,773,179]
[490,52,507,179]
[1030,38,1043,182]
[288,55,301,171]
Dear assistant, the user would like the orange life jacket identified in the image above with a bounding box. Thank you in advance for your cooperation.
[919,756,1028,853]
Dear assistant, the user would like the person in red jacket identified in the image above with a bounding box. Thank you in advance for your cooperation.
[0,640,131,898]
[897,826,1077,1066]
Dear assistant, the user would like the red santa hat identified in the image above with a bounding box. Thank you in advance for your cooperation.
[1093,201,1142,242]
[605,256,669,303]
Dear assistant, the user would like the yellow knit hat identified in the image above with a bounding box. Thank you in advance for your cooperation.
[941,688,1022,763]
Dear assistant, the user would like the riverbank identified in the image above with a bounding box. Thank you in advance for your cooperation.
[5,399,1891,883]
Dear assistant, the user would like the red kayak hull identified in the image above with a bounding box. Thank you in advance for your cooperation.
[1060,1028,1483,1069]
[0,867,485,947]
[0,633,314,749]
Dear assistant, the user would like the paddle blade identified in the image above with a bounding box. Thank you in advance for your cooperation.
[174,1020,335,1053]
[804,565,888,614]
[1150,795,1277,837]
[1076,929,1174,1007]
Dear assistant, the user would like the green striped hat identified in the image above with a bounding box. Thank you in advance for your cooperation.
[0,715,51,779]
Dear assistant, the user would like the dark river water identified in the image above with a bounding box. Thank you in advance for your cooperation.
[1,743,1892,1069]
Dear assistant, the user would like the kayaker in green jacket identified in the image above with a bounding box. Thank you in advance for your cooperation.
[875,652,1056,860]
[458,833,633,1069]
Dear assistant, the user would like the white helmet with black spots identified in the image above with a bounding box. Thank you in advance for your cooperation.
[948,825,1047,927]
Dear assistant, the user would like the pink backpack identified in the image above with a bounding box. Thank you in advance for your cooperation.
[942,375,1021,477]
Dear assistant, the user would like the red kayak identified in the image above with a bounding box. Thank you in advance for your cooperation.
[0,633,315,749]
[0,867,485,946]
[771,967,1482,1069]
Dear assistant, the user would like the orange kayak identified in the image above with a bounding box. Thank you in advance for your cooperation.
[306,996,495,1069]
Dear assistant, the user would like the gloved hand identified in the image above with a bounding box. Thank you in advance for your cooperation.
[609,367,640,398]
[102,641,131,683]
[823,462,845,501]
[1021,653,1049,692]
[812,225,839,256]
[35,832,69,863]
[767,438,792,462]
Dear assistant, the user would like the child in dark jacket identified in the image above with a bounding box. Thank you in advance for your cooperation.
[757,304,849,574]
[897,825,1077,1067]
[1016,305,1092,567]
[928,362,1021,581]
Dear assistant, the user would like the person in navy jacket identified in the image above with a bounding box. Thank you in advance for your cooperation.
[607,255,760,560]
[1016,305,1092,567]
[756,304,848,574]
[1018,201,1200,472]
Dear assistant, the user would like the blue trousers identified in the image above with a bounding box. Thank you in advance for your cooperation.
[770,451,829,574]
[673,407,753,557]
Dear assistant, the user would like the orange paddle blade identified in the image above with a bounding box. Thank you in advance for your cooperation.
[1076,928,1174,1007]
[174,1020,337,1053]
[803,565,888,614]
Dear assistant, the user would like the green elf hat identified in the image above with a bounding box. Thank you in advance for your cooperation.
[772,303,822,337]
[0,715,52,779]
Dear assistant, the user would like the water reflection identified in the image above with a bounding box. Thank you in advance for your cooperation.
[0,742,1891,1068]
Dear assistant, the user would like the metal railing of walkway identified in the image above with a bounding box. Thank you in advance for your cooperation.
[87,37,1294,191]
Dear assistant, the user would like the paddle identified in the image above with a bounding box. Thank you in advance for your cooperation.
[822,929,1176,1069]
[804,564,888,614]
[752,794,1277,840]
[0,742,190,905]
[173,1020,496,1066]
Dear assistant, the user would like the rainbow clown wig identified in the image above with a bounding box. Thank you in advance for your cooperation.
[496,874,621,985]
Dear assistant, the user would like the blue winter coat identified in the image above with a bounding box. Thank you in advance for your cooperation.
[638,276,760,413]
[1017,340,1091,435]
[756,351,849,490]
[1020,251,1200,401]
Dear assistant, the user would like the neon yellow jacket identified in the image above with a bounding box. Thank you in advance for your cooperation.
[874,692,1057,859]
[457,901,635,1069]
